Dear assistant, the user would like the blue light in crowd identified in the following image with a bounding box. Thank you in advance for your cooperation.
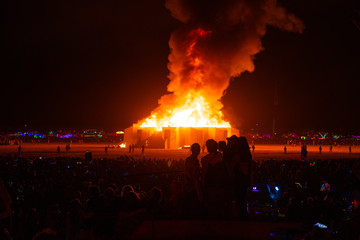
[275,186,279,191]
[67,165,70,169]
[314,222,327,229]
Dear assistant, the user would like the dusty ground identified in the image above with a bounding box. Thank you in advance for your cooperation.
[0,143,359,161]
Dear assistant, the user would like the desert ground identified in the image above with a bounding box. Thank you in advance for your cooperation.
[0,143,359,161]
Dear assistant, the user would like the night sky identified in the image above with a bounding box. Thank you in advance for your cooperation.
[3,0,360,133]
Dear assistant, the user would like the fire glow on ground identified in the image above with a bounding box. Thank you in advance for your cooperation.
[0,143,359,161]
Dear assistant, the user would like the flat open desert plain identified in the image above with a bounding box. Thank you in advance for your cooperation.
[0,143,359,161]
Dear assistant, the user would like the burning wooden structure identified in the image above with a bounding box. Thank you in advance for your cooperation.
[125,124,238,149]
[124,2,302,149]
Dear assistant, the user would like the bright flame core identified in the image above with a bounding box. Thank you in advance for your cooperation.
[139,28,231,131]
[140,94,231,131]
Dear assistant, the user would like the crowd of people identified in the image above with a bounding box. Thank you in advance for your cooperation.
[0,135,360,239]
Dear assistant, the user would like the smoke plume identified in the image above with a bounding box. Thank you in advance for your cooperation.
[140,0,304,128]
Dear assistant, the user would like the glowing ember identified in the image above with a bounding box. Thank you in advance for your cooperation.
[140,28,230,131]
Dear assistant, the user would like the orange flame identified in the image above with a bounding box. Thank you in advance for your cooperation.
[140,28,231,131]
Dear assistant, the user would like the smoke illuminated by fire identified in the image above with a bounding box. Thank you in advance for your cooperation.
[139,0,304,131]
[141,28,231,130]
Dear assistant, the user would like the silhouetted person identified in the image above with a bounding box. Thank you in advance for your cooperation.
[252,145,255,152]
[182,143,202,217]
[18,145,22,154]
[330,145,333,152]
[319,145,322,154]
[349,145,352,153]
[218,141,226,153]
[301,145,308,161]
[201,139,227,218]
[131,144,135,153]
[141,145,145,154]
[105,146,108,153]
[284,146,287,153]
[234,137,252,218]
[0,181,12,234]
[224,135,251,218]
[57,146,60,153]
[223,135,238,176]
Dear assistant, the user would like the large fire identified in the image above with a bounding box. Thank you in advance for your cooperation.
[140,28,231,131]
[140,93,231,131]
[126,0,304,149]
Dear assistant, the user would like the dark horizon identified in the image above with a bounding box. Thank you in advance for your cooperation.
[2,0,360,133]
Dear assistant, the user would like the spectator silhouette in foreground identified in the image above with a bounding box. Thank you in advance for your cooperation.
[201,139,227,218]
[218,141,226,153]
[182,143,202,218]
[224,135,252,219]
[0,181,12,237]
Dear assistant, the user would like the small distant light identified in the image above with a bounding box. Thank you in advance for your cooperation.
[275,186,279,191]
[314,222,327,229]
[124,172,128,176]
[67,165,70,169]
